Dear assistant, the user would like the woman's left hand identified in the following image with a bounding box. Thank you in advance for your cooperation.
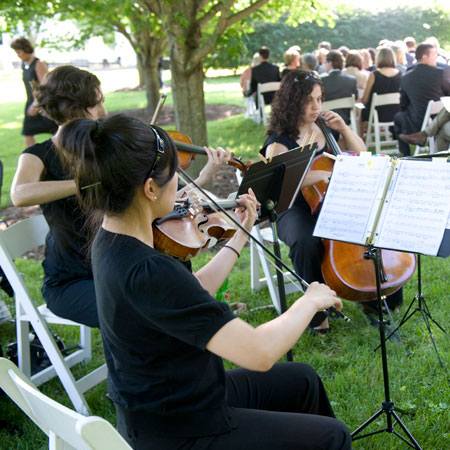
[320,110,347,133]
[196,146,232,186]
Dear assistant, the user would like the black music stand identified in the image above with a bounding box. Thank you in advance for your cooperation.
[352,246,422,450]
[382,255,449,368]
[237,144,318,361]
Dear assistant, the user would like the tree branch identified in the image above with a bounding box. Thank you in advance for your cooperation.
[225,0,271,28]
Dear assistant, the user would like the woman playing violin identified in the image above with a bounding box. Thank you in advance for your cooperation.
[261,69,366,335]
[56,114,351,450]
[10,64,232,329]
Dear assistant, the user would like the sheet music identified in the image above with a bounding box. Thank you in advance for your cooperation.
[375,160,450,255]
[313,155,392,244]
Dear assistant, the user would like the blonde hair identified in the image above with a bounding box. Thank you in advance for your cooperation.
[284,46,301,66]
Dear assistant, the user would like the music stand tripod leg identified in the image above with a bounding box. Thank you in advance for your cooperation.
[352,247,422,450]
[267,201,293,362]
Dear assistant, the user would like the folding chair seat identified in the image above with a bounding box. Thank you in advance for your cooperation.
[255,82,281,126]
[413,99,444,155]
[365,92,400,154]
[0,357,131,449]
[0,215,106,415]
[321,94,358,135]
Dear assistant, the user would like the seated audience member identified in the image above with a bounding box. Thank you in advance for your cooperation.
[424,37,450,67]
[367,48,376,71]
[343,50,369,92]
[404,36,416,67]
[315,48,329,74]
[55,113,351,450]
[318,41,332,51]
[399,107,450,152]
[394,43,450,156]
[337,46,350,59]
[281,46,301,78]
[240,52,261,95]
[361,46,402,124]
[360,49,372,70]
[391,42,408,73]
[248,46,281,107]
[301,53,319,73]
[321,50,358,124]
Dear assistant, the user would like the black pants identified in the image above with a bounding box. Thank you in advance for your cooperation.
[116,362,351,450]
[42,278,99,328]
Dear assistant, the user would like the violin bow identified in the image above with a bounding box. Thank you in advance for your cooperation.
[178,167,349,322]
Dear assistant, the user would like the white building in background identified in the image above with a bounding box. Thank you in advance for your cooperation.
[0,19,137,72]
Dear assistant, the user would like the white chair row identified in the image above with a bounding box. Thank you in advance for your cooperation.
[0,215,106,415]
[0,357,131,450]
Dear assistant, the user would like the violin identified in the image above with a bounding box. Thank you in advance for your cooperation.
[307,116,416,302]
[153,197,240,261]
[150,94,250,175]
[167,130,250,174]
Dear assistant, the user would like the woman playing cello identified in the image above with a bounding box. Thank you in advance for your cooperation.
[261,69,367,335]
[56,114,351,449]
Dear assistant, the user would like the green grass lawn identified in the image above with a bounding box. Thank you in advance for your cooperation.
[1,74,449,449]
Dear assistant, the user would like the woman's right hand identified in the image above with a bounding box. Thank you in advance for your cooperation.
[301,281,342,312]
[234,187,258,233]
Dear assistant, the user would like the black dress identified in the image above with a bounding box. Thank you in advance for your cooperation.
[362,70,402,122]
[21,58,57,136]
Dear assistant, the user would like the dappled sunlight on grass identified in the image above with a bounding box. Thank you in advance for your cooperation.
[1,121,22,129]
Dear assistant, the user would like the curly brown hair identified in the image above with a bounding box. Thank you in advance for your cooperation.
[267,69,324,142]
[32,65,102,125]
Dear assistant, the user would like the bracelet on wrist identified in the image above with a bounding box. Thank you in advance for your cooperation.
[223,245,240,258]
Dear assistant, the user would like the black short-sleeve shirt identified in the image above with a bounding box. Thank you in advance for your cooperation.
[23,140,91,283]
[91,228,237,437]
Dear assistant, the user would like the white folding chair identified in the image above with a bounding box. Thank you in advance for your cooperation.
[365,92,400,154]
[413,99,444,155]
[256,82,281,126]
[250,225,303,314]
[0,357,131,450]
[322,94,358,135]
[0,215,107,415]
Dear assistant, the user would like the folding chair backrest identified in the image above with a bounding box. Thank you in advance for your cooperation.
[420,100,444,130]
[322,94,358,134]
[321,95,355,111]
[0,215,48,260]
[0,215,48,309]
[372,92,400,109]
[1,358,131,450]
[257,82,281,95]
[0,357,47,435]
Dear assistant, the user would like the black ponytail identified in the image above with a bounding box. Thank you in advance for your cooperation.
[56,114,178,214]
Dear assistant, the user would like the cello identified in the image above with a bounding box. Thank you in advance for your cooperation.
[304,116,416,302]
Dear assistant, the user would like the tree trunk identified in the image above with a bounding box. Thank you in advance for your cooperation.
[171,59,208,147]
[136,58,145,87]
[137,54,161,113]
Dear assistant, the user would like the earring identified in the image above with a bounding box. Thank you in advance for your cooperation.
[153,196,158,200]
